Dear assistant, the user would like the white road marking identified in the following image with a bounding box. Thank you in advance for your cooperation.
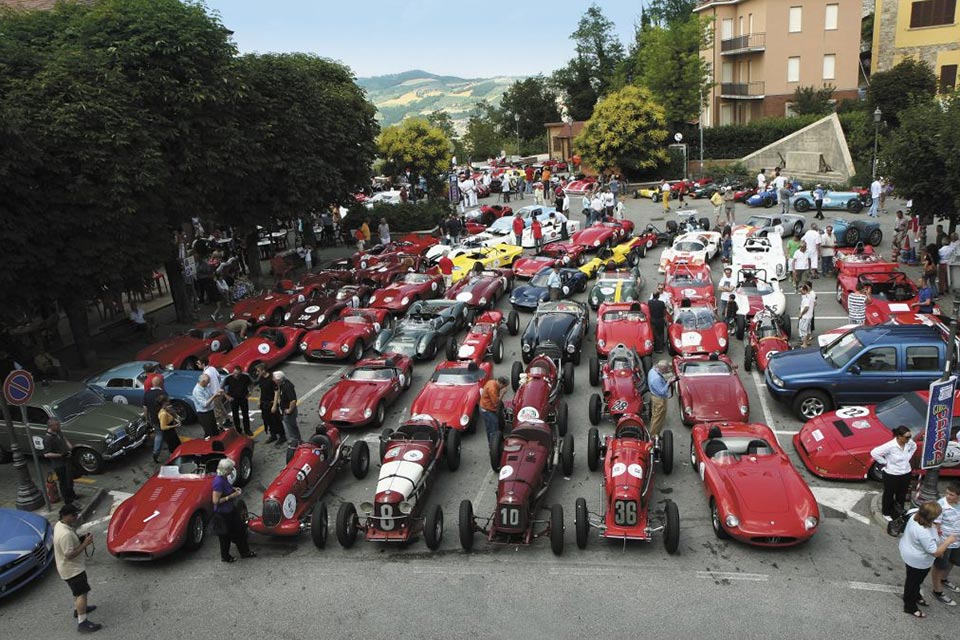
[472,467,495,511]
[750,369,779,444]
[299,365,350,403]
[847,581,901,594]
[785,291,839,295]
[810,487,874,525]
[696,571,769,582]
[548,567,619,576]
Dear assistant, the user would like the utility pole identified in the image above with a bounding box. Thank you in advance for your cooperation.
[699,87,705,177]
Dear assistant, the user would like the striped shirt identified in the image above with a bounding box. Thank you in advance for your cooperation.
[937,497,960,549]
[847,292,867,324]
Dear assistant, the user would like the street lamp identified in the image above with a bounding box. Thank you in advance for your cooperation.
[872,107,882,180]
[514,113,520,158]
[563,114,573,163]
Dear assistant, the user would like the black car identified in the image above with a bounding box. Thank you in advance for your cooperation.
[519,301,589,390]
[372,299,467,360]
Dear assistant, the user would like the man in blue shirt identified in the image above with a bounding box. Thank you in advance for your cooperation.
[813,184,825,220]
[914,278,936,314]
[647,360,675,437]
[546,264,563,301]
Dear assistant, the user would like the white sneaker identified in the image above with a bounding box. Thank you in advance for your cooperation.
[883,515,893,522]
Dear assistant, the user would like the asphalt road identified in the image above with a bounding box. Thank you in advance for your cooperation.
[2,193,953,639]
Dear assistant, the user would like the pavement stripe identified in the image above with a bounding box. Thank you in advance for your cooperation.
[750,369,779,443]
[847,581,900,594]
[696,571,769,582]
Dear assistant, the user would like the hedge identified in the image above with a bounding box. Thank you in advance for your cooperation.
[344,200,452,233]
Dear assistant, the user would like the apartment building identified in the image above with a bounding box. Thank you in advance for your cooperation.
[695,0,862,126]
[873,0,959,93]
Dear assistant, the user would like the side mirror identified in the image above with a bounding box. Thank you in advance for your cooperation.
[849,364,861,375]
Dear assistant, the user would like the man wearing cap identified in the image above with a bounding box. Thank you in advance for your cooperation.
[54,504,102,633]
[717,267,736,319]
[813,184,825,220]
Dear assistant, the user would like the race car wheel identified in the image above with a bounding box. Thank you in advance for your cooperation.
[170,400,196,424]
[588,393,602,426]
[489,436,503,472]
[184,511,206,551]
[424,504,443,551]
[372,402,386,428]
[446,338,458,361]
[699,217,711,231]
[836,284,843,304]
[847,199,863,213]
[577,253,585,266]
[270,308,284,327]
[73,447,103,475]
[589,356,600,386]
[350,441,370,479]
[868,462,884,482]
[379,428,394,460]
[794,198,810,213]
[349,341,364,363]
[743,343,753,372]
[310,502,328,549]
[575,497,589,550]
[843,226,860,246]
[793,221,804,237]
[562,362,575,394]
[689,436,697,468]
[661,430,674,475]
[458,500,475,551]
[710,498,730,540]
[666,220,678,234]
[402,370,412,390]
[735,315,746,340]
[763,197,774,208]
[793,390,831,420]
[868,228,883,246]
[639,243,647,259]
[511,360,523,391]
[663,500,680,555]
[561,433,575,477]
[627,250,638,267]
[492,337,504,364]
[445,428,462,471]
[507,310,520,336]
[235,451,253,487]
[550,504,565,556]
[335,502,359,548]
[652,192,660,203]
[555,401,568,437]
[425,339,438,361]
[587,427,600,472]
[781,312,792,339]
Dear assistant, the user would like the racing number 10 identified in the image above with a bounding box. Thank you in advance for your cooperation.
[613,500,637,526]
[499,506,520,527]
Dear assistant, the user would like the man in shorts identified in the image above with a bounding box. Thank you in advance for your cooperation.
[798,282,815,348]
[54,503,102,633]
[932,482,960,605]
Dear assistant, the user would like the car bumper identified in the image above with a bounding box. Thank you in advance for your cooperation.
[511,300,541,311]
[724,521,814,547]
[0,535,53,599]
[103,428,150,461]
[247,516,302,537]
[763,368,796,404]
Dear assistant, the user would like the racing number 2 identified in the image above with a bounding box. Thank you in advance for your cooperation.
[613,500,637,526]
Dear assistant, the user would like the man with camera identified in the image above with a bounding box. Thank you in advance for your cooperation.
[54,503,102,633]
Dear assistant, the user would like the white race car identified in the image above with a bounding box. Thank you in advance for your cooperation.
[731,270,788,339]
[485,211,581,249]
[658,231,721,273]
[425,233,504,262]
[732,231,787,281]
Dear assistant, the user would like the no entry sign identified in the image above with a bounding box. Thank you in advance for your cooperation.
[3,370,34,406]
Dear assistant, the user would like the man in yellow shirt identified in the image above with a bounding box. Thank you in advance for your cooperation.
[360,219,371,242]
[54,504,102,633]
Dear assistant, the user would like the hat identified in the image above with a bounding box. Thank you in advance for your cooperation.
[724,266,732,272]
[59,503,80,517]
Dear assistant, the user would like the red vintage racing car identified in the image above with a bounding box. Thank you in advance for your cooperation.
[409,361,492,433]
[209,325,304,374]
[444,268,514,318]
[667,303,728,356]
[663,261,713,309]
[742,307,791,372]
[505,354,571,447]
[512,255,560,279]
[587,345,647,425]
[369,272,444,315]
[594,302,654,364]
[135,324,233,370]
[318,355,414,429]
[445,309,520,364]
[539,241,587,267]
[230,280,323,327]
[675,353,750,426]
[571,220,635,251]
[300,307,391,362]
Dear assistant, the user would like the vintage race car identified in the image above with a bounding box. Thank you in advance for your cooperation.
[587,345,647,425]
[733,185,758,203]
[466,204,513,226]
[693,422,819,546]
[675,354,750,426]
[594,302,654,363]
[512,255,560,279]
[588,268,644,310]
[336,415,460,550]
[355,255,427,288]
[87,361,201,423]
[506,355,571,448]
[579,238,644,278]
[743,307,791,372]
[577,414,678,552]
[794,391,960,481]
[663,261,713,309]
[450,243,523,282]
[485,209,580,249]
[425,233,507,263]
[745,188,780,208]
[510,266,587,311]
[230,281,323,327]
[354,238,439,269]
[732,232,787,281]
[658,231,721,273]
[459,416,573,555]
[372,299,466,360]
[283,289,350,330]
[831,217,883,247]
[410,361,492,433]
[369,272,444,315]
[837,270,925,324]
[248,428,369,547]
[318,356,414,429]
[570,220,635,251]
[445,269,513,317]
[519,300,589,373]
[209,325,304,374]
[300,307,391,362]
[634,224,676,258]
[539,241,587,267]
[446,309,519,364]
[107,431,255,560]
[668,304,728,356]
[329,283,375,309]
[564,177,597,196]
[731,269,787,338]
[792,189,865,214]
[732,213,806,242]
[135,324,233,370]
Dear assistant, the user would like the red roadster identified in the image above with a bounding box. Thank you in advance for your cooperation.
[587,345,647,425]
[318,355,414,429]
[663,262,713,309]
[230,280,323,327]
[667,303,728,356]
[444,269,514,317]
[209,325,304,374]
[409,361,493,433]
[539,241,587,266]
[369,272,444,314]
[445,309,520,365]
[674,354,750,426]
[300,307,391,362]
[742,307,791,372]
[135,324,233,370]
[571,221,635,251]
[512,255,559,279]
[283,288,350,330]
[594,302,654,363]
[355,255,427,287]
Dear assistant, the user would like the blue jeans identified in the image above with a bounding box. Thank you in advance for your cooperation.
[152,421,163,455]
[282,407,302,446]
[480,409,499,444]
[869,199,879,217]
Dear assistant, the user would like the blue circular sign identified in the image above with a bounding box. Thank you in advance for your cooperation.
[3,370,34,406]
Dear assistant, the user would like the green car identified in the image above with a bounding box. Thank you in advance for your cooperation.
[0,381,149,474]
[588,268,645,310]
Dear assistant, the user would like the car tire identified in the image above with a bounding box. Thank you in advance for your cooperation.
[663,499,680,555]
[511,360,522,391]
[794,198,810,213]
[639,243,648,259]
[379,427,393,461]
[350,441,370,479]
[556,401,569,437]
[781,312,792,339]
[458,500,475,551]
[868,228,883,246]
[73,447,103,475]
[489,435,503,472]
[423,504,443,551]
[660,430,674,475]
[372,402,386,429]
[735,315,746,340]
[836,283,843,304]
[335,502,359,548]
[699,217,711,231]
[183,511,206,551]
[507,310,520,336]
[589,356,600,387]
[446,338,458,361]
[170,400,196,425]
[575,497,589,550]
[793,221,804,237]
[492,337,503,364]
[550,504,564,556]
[349,341,363,363]
[587,427,600,472]
[793,389,832,420]
[689,435,697,469]
[445,429,462,472]
[563,362,575,394]
[561,433,575,476]
[310,502,328,549]
[425,339,438,361]
[763,198,774,208]
[235,451,253,488]
[588,393,602,426]
[710,498,729,540]
[847,199,863,213]
[743,342,753,372]
[843,227,860,246]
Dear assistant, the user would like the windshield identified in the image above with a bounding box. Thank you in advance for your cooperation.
[676,308,716,329]
[668,272,707,286]
[530,270,555,286]
[488,218,515,233]
[336,288,359,300]
[738,280,774,295]
[874,393,925,430]
[598,272,632,283]
[680,361,732,376]
[744,216,769,227]
[432,369,482,385]
[674,241,705,252]
[401,273,430,284]
[349,368,396,381]
[603,310,646,322]
[53,388,105,422]
[342,316,369,325]
[822,331,864,368]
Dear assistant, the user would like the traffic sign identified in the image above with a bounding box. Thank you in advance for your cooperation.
[4,370,34,406]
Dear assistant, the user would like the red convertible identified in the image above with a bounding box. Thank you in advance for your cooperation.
[512,255,559,279]
[209,326,304,374]
[742,307,791,372]
[329,283,375,309]
[300,307,391,363]
[576,414,679,553]
[444,269,514,317]
[587,345,646,425]
[674,354,750,426]
[300,270,354,290]
[355,255,427,287]
[837,270,930,324]
[595,302,654,364]
[667,303,728,356]
[230,280,323,327]
[247,428,370,547]
[354,236,439,268]
[409,361,492,433]
[571,221,635,251]
[539,241,587,267]
[693,422,819,546]
[336,415,460,550]
[318,355,414,429]
[369,272,444,314]
[471,204,513,226]
[446,309,520,364]
[135,324,233,370]
[107,431,255,560]
[283,288,350,330]
[663,262,713,309]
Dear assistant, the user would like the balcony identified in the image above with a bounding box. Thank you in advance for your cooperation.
[720,33,766,55]
[720,81,765,99]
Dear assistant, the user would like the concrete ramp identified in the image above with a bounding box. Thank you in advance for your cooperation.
[740,114,855,184]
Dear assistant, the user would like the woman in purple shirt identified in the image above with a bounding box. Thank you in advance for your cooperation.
[211,458,255,563]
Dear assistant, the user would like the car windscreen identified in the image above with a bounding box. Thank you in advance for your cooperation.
[431,369,480,384]
[488,218,514,233]
[401,273,430,284]
[874,393,925,431]
[53,388,105,422]
[530,271,554,287]
[676,308,716,329]
[603,310,646,322]
[738,281,774,295]
[680,361,731,376]
[744,216,768,227]
[598,273,632,283]
[342,316,369,325]
[674,241,705,252]
[822,331,864,368]
[349,368,395,381]
[668,272,707,286]
[336,288,359,300]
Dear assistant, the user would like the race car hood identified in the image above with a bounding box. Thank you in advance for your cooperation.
[376,444,432,502]
[512,284,550,308]
[598,323,653,356]
[513,258,554,278]
[795,409,889,477]
[533,314,576,341]
[572,227,612,247]
[680,377,743,421]
[108,475,211,553]
[606,439,650,501]
[671,327,725,355]
[232,295,285,320]
[305,322,370,347]
[410,383,477,429]
[718,460,791,515]
[320,380,387,420]
[497,437,550,506]
[604,373,645,414]
[209,338,273,369]
[135,337,203,367]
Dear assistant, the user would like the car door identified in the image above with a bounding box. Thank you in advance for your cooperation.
[5,405,54,452]
[103,377,138,406]
[901,344,944,393]
[839,346,899,403]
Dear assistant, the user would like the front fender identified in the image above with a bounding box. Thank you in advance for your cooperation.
[374,329,394,352]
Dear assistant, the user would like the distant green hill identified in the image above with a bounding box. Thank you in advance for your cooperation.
[357,69,523,132]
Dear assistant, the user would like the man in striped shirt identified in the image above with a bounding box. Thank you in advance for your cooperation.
[846,283,870,324]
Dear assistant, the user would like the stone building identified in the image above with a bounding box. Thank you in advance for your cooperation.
[872,0,959,93]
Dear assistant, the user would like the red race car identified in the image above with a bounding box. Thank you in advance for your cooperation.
[576,414,679,553]
[564,177,597,196]
[663,261,713,310]
[693,422,819,546]
[318,355,414,429]
[107,431,255,560]
[445,309,520,364]
[409,360,492,433]
[329,283,375,309]
[674,353,750,426]
[506,355,571,449]
[469,204,513,226]
[667,303,728,356]
[135,323,233,370]
[355,255,427,287]
[794,390,960,481]
[300,307,391,362]
[444,268,514,317]
[209,325,304,374]
[587,345,647,426]
[837,270,931,324]
[595,302,654,363]
[512,255,559,279]
[299,269,354,290]
[571,220,635,251]
[354,238,438,268]
[742,307,791,372]
[458,415,573,555]
[539,241,587,267]
[283,287,350,330]
[230,280,324,327]
[247,428,370,547]
[336,415,460,550]
[396,232,441,256]
[369,272,444,314]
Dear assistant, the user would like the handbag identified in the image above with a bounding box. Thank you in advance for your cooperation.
[209,512,228,536]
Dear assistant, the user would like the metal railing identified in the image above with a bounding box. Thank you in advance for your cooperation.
[720,81,766,97]
[720,33,766,54]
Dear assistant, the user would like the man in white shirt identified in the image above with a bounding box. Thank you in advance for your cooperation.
[717,267,736,319]
[590,193,604,225]
[772,170,786,202]
[798,281,815,347]
[54,504,102,633]
[661,180,671,213]
[199,356,227,428]
[793,242,810,293]
[820,225,836,276]
[802,223,821,278]
[933,482,960,605]
[868,177,881,217]
[756,168,766,190]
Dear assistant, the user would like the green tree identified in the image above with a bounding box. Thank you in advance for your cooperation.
[426,110,466,161]
[574,85,669,176]
[378,118,452,195]
[867,58,937,128]
[791,85,836,116]
[646,0,698,24]
[462,110,505,160]
[489,76,561,154]
[551,57,601,121]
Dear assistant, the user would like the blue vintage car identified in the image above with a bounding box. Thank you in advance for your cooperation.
[510,267,587,311]
[0,508,54,599]
[86,361,202,421]
[830,217,883,247]
[746,188,778,208]
[791,189,866,214]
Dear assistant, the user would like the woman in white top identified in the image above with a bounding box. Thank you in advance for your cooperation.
[899,501,957,617]
[871,425,917,520]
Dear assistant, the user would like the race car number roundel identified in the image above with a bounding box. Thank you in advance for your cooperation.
[835,406,869,419]
[257,343,270,354]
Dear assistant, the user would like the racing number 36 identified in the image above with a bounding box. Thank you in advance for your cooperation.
[499,506,521,527]
[613,500,637,526]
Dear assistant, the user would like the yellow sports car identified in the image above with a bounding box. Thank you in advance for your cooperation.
[636,186,659,199]
[451,243,524,282]
[579,237,642,278]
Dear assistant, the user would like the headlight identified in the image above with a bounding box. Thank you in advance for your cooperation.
[479,297,487,305]
[598,339,606,348]
[364,408,373,418]
[258,314,266,321]
[104,432,116,445]
[674,339,682,348]
[566,344,575,354]
[591,295,599,304]
[593,240,600,247]
[398,501,413,515]
[771,375,784,387]
[319,406,327,417]
[510,296,517,303]
[740,405,748,414]
[370,295,378,303]
[284,312,291,321]
[804,516,819,530]
[719,338,727,347]
[644,340,652,349]
[300,342,308,351]
[522,343,531,353]
[341,344,350,353]
[401,296,410,305]
[359,502,374,515]
[460,414,470,426]
[725,514,740,528]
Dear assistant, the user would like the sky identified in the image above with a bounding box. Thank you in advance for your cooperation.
[203,0,647,79]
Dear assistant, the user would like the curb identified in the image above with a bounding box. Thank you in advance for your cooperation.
[79,488,107,523]
[870,492,890,528]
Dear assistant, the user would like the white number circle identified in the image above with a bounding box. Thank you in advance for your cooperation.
[499,465,514,480]
[627,463,644,479]
[403,449,424,462]
[282,494,297,519]
[112,395,128,405]
[304,305,321,314]
[257,343,271,354]
[385,446,401,459]
[210,339,221,351]
[611,462,626,477]
[516,407,540,421]
[835,406,869,419]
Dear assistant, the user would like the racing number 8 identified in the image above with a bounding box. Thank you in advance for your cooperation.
[499,506,520,527]
[380,504,395,530]
[614,500,637,526]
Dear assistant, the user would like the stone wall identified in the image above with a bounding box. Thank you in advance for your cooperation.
[874,0,960,73]
[738,113,856,183]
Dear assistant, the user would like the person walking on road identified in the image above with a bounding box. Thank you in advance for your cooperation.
[900,501,958,618]
[156,394,182,457]
[931,482,960,606]
[813,184,825,220]
[723,186,736,225]
[647,361,675,438]
[869,177,881,217]
[273,371,301,447]
[54,503,102,633]
[222,365,254,436]
[144,379,166,463]
[660,179,671,214]
[192,374,221,439]
[546,263,563,301]
[648,290,667,353]
[43,418,77,505]
[211,458,255,563]
[255,365,283,444]
[479,375,509,446]
[532,218,544,253]
[802,224,821,279]
[798,282,815,348]
[871,425,917,520]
